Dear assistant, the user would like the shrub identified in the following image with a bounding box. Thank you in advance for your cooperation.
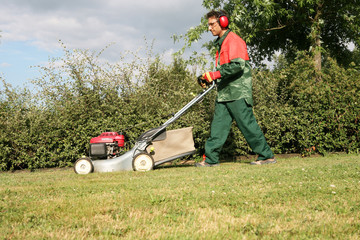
[0,49,359,171]
[252,53,360,155]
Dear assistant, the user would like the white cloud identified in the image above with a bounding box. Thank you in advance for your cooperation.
[0,0,207,54]
[0,0,213,87]
[0,62,11,68]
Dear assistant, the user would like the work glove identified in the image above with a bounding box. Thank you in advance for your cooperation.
[202,71,221,83]
[197,75,207,88]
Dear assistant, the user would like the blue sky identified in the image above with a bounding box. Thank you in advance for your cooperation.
[0,41,62,88]
[0,0,211,89]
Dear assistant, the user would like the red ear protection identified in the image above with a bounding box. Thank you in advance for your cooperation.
[218,11,229,28]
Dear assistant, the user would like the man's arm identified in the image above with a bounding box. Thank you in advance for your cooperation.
[218,58,246,80]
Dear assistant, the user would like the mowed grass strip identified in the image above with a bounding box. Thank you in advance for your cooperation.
[1,154,359,239]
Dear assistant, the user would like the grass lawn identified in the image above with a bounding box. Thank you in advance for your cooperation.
[1,154,359,239]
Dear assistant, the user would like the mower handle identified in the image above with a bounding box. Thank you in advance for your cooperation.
[197,75,216,89]
[161,80,215,127]
[137,81,216,143]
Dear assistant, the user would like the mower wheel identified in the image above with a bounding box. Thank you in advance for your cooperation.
[132,153,154,171]
[74,157,94,174]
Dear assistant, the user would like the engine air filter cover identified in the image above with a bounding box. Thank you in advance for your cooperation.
[90,143,107,157]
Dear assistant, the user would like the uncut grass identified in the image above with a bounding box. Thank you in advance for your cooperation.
[1,154,359,239]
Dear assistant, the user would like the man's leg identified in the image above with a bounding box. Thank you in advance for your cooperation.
[227,99,274,160]
[204,101,233,164]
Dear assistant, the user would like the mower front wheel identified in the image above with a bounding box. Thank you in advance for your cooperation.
[132,153,154,172]
[74,157,94,174]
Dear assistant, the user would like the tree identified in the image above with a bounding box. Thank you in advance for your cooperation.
[183,0,360,73]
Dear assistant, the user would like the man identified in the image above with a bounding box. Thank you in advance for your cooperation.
[195,10,276,167]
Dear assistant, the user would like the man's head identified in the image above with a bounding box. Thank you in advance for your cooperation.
[206,10,229,37]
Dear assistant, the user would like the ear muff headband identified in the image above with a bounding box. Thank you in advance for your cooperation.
[218,11,229,28]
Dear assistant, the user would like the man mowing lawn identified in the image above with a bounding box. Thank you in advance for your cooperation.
[196,10,276,167]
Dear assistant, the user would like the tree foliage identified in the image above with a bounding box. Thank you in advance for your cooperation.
[183,0,360,70]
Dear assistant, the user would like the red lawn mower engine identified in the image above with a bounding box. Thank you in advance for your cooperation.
[89,132,125,159]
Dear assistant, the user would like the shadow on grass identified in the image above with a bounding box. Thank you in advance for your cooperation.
[154,156,257,170]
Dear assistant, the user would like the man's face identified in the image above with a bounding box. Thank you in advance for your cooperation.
[208,16,222,37]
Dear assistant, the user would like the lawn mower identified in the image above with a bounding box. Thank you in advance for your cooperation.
[74,79,215,174]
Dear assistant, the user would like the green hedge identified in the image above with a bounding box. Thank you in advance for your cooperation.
[253,54,360,155]
[0,50,359,171]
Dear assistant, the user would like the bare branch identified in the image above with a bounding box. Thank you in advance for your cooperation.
[264,25,287,31]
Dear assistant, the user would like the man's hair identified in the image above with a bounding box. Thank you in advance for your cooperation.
[206,9,228,20]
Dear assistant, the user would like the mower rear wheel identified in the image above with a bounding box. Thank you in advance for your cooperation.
[132,153,154,171]
[74,157,94,174]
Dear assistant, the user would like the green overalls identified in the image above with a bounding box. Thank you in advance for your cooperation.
[205,30,274,164]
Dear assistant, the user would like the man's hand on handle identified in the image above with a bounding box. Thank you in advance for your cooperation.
[198,71,221,88]
[203,71,221,83]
